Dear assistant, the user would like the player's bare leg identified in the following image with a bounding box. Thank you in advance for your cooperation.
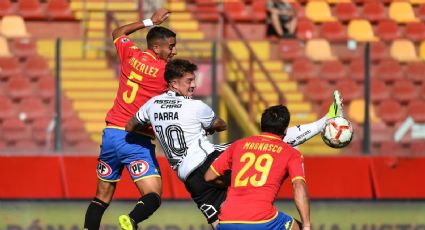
[84,180,117,230]
[119,177,162,230]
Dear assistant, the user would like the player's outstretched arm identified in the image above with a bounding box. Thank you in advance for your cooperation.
[112,8,170,40]
[205,117,227,135]
[125,115,149,133]
[293,179,311,230]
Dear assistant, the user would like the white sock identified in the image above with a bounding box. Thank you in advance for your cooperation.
[283,115,328,147]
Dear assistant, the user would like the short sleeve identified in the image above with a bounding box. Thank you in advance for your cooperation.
[196,101,216,129]
[135,99,152,124]
[287,149,306,182]
[210,143,235,176]
[114,36,138,62]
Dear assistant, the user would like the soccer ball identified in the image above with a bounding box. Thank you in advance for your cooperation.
[321,116,353,148]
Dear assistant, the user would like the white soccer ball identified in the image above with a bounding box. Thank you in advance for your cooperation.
[321,116,354,148]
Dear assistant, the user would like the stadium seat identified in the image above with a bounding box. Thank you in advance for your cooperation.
[16,97,48,122]
[348,99,381,124]
[305,39,336,61]
[295,18,318,40]
[418,4,425,21]
[0,35,11,57]
[290,1,304,18]
[419,40,425,60]
[24,55,51,80]
[377,99,406,125]
[370,41,389,62]
[194,2,219,21]
[405,22,425,42]
[62,117,87,145]
[291,58,318,83]
[348,19,379,42]
[0,95,17,121]
[6,76,33,100]
[36,74,55,101]
[389,1,419,23]
[334,2,359,22]
[223,1,250,21]
[278,39,304,61]
[409,141,425,155]
[391,79,419,103]
[304,78,333,103]
[17,0,48,20]
[376,141,406,156]
[370,79,390,103]
[0,15,30,38]
[0,56,22,80]
[336,78,362,102]
[13,139,39,150]
[320,21,347,41]
[46,0,75,20]
[374,59,403,83]
[376,20,401,41]
[405,61,425,83]
[390,39,419,62]
[305,1,336,22]
[334,43,363,63]
[407,99,425,123]
[320,59,347,82]
[0,0,16,16]
[11,38,37,60]
[410,0,425,4]
[251,0,266,21]
[31,117,54,146]
[1,117,31,143]
[362,2,387,23]
[348,57,366,82]
[422,84,425,100]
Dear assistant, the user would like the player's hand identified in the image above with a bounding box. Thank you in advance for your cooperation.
[151,8,170,25]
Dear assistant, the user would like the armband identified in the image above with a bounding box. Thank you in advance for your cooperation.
[143,19,154,27]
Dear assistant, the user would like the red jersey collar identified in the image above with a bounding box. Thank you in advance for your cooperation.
[259,132,282,141]
[142,49,159,60]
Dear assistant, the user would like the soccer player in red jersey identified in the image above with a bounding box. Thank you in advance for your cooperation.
[205,105,311,230]
[83,8,177,230]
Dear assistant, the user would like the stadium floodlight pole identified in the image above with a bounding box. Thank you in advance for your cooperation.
[54,38,63,152]
[362,42,371,154]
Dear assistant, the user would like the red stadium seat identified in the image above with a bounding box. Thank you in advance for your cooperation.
[405,61,425,83]
[304,78,332,103]
[370,79,390,103]
[370,41,389,62]
[46,0,75,20]
[391,79,419,103]
[334,2,359,22]
[409,141,425,155]
[295,18,318,40]
[407,99,425,123]
[320,21,347,41]
[405,22,425,42]
[376,141,406,156]
[362,2,387,23]
[291,58,318,83]
[376,20,400,41]
[62,117,87,145]
[377,99,406,125]
[335,78,362,102]
[334,43,363,63]
[11,38,38,60]
[25,55,51,80]
[194,2,219,21]
[1,117,31,143]
[278,39,304,61]
[17,0,48,20]
[320,59,347,82]
[13,139,39,150]
[31,117,54,145]
[251,0,266,21]
[36,74,55,101]
[0,0,16,16]
[418,4,425,21]
[223,1,251,21]
[0,95,17,121]
[348,57,366,82]
[0,57,23,80]
[374,59,404,83]
[16,97,48,122]
[6,76,34,100]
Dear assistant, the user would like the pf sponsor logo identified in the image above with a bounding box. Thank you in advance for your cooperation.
[97,161,112,177]
[130,160,149,177]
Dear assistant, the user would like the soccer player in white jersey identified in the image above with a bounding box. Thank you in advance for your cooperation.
[126,59,344,228]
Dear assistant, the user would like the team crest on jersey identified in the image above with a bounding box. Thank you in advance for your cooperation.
[129,160,149,177]
[121,37,129,43]
[97,161,112,177]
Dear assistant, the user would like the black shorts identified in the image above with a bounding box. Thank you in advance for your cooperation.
[184,150,229,224]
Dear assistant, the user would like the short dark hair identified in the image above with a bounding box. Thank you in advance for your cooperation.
[260,105,290,135]
[164,59,198,83]
[146,26,176,48]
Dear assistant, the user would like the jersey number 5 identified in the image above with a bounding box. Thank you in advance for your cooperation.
[235,152,273,187]
[123,71,143,103]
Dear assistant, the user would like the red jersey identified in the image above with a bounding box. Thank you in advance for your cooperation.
[210,132,305,223]
[105,36,167,135]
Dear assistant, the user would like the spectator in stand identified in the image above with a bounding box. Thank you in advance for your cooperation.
[266,0,297,39]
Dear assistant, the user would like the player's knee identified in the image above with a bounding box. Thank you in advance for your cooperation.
[142,192,162,212]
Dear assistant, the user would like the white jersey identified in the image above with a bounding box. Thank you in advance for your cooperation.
[135,91,216,181]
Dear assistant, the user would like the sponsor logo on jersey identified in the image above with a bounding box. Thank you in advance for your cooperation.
[130,160,149,177]
[97,161,112,177]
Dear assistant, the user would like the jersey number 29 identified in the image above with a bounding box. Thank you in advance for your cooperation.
[235,152,273,187]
